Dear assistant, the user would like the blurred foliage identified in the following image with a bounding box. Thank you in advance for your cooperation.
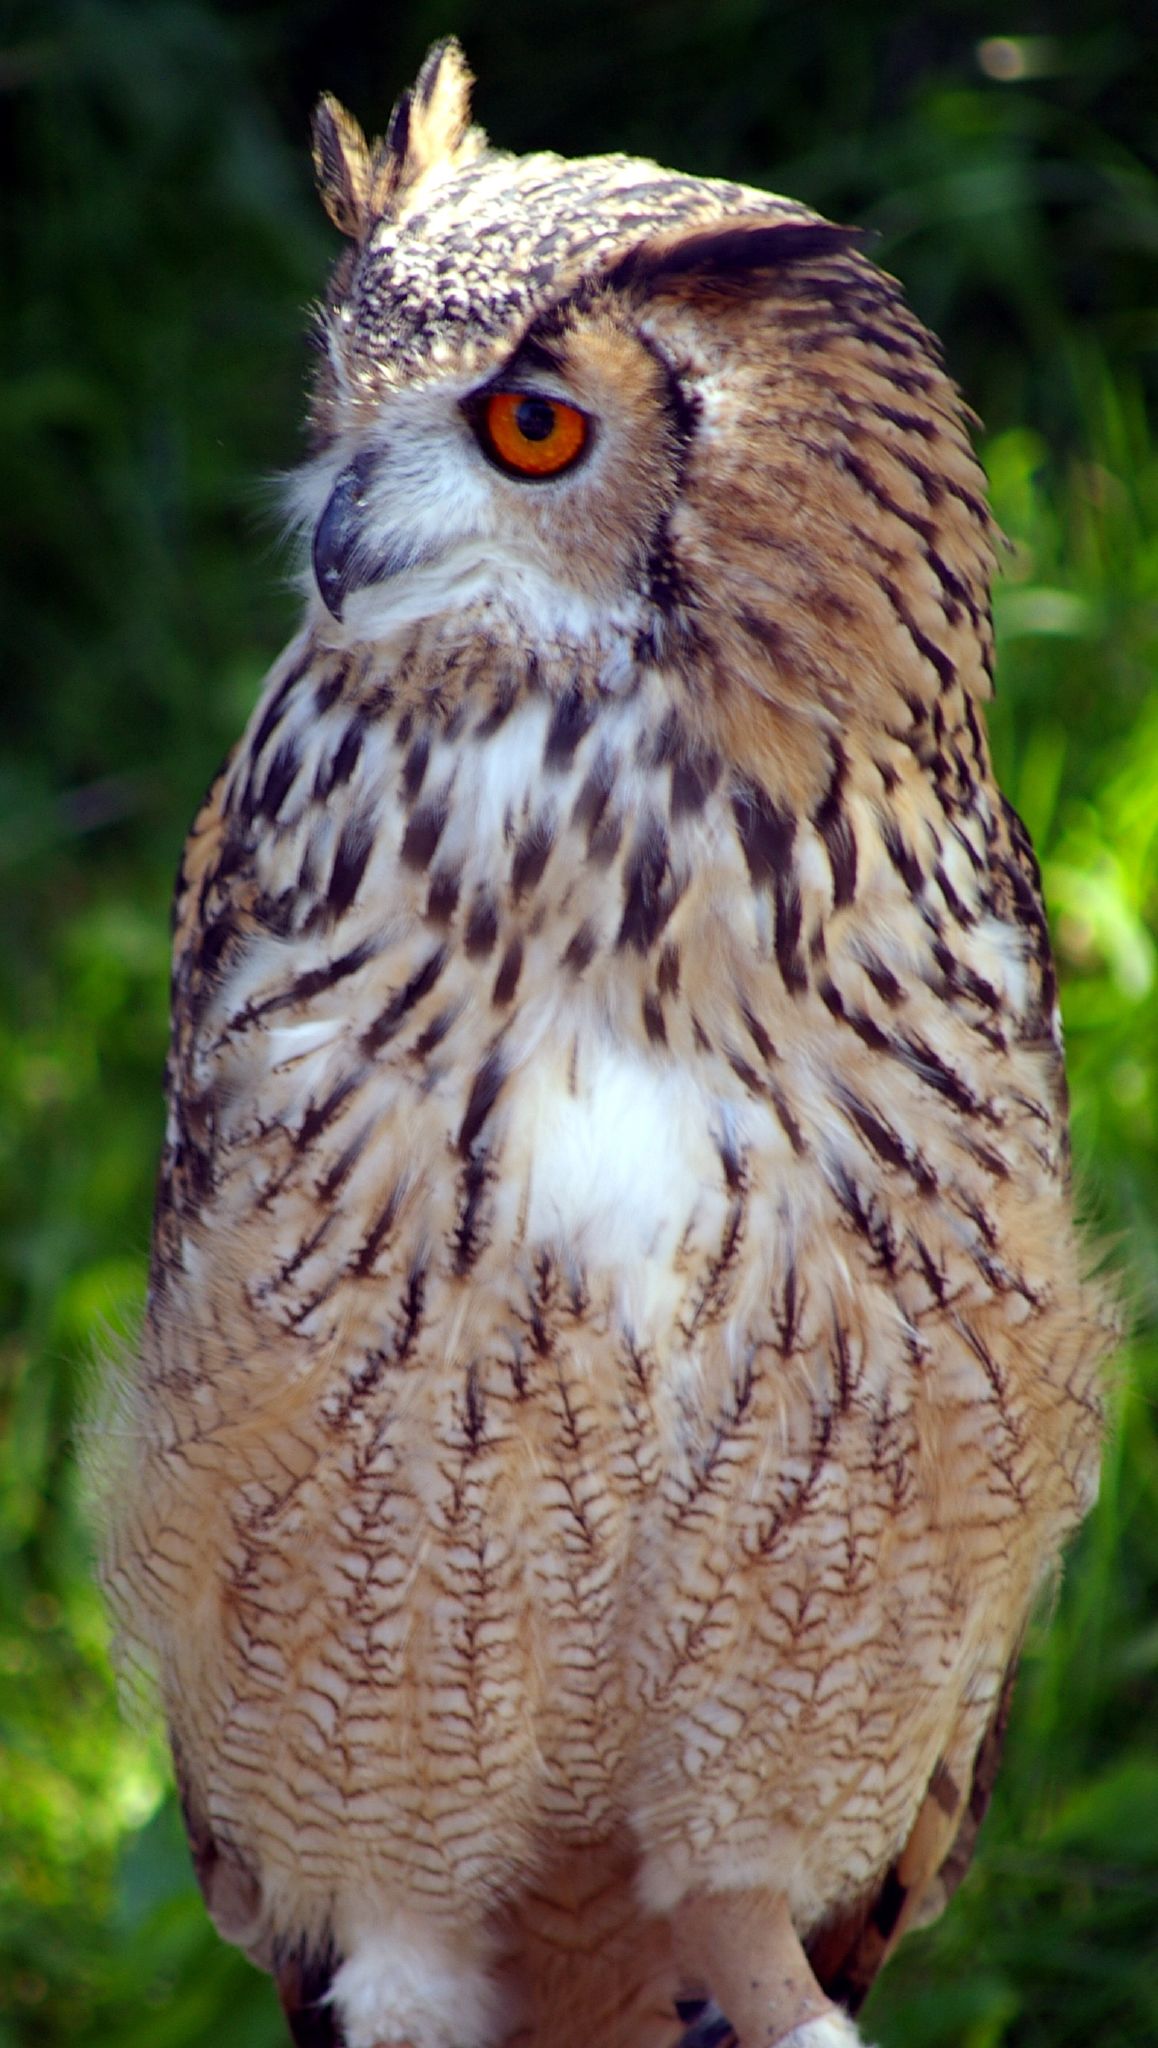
[1,1,1156,2043]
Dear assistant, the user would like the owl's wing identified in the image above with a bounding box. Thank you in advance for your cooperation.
[804,1654,1020,2014]
[176,1729,343,2046]
[148,758,235,1265]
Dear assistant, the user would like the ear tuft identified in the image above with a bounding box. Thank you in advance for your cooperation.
[406,35,476,164]
[312,39,482,242]
[312,94,375,239]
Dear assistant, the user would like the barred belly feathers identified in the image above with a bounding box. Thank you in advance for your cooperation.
[102,40,1110,2048]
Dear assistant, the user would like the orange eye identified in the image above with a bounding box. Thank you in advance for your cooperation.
[476,391,589,479]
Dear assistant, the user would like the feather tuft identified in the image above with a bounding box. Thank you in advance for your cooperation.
[312,38,484,240]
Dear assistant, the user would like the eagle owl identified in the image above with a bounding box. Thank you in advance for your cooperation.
[104,39,1109,2048]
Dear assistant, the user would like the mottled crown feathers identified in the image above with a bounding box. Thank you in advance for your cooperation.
[311,38,864,291]
[312,37,483,238]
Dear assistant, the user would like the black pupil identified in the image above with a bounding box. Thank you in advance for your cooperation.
[514,397,557,442]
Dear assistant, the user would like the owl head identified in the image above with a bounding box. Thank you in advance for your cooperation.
[299,39,995,788]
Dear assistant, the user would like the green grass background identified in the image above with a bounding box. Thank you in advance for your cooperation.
[2,2,1156,2042]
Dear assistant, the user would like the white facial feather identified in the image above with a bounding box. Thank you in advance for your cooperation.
[289,378,646,662]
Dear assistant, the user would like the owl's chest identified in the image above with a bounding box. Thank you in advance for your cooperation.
[191,673,809,1368]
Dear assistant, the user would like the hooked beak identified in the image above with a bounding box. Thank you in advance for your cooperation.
[312,452,441,620]
[312,453,379,620]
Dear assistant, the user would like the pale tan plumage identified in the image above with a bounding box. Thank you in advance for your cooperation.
[102,40,1110,2048]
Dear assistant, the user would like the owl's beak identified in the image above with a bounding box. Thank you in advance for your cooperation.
[312,455,379,619]
[313,455,442,620]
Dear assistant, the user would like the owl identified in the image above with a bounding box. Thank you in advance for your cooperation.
[103,38,1111,2048]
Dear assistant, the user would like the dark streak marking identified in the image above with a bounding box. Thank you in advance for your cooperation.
[732,775,795,888]
[464,891,498,958]
[930,1760,962,1816]
[932,939,1000,1012]
[607,218,861,291]
[956,1187,999,1249]
[895,1032,985,1117]
[855,319,927,364]
[933,861,975,926]
[463,1363,486,1453]
[296,1072,359,1153]
[670,746,721,820]
[326,815,374,918]
[511,816,555,899]
[726,1049,763,1096]
[686,1197,745,1335]
[881,575,957,692]
[309,671,340,720]
[401,731,430,804]
[831,1163,898,1272]
[453,1149,491,1274]
[738,605,791,663]
[492,937,523,1006]
[881,818,925,898]
[426,868,461,925]
[961,701,990,795]
[753,1409,834,1559]
[873,400,937,440]
[247,939,376,1022]
[361,948,447,1056]
[813,748,858,909]
[458,1048,507,1156]
[544,686,595,770]
[717,1130,744,1193]
[253,887,297,937]
[926,544,976,622]
[833,1322,855,1410]
[195,915,239,986]
[396,1263,426,1365]
[775,877,807,994]
[413,1005,457,1059]
[528,1252,556,1361]
[769,1081,805,1156]
[842,448,933,536]
[912,1231,948,1305]
[474,681,518,737]
[843,1092,936,1191]
[618,816,680,953]
[589,809,624,865]
[562,922,597,974]
[400,793,449,871]
[247,646,314,761]
[961,1134,1011,1181]
[742,1002,777,1063]
[351,1183,404,1277]
[257,739,301,820]
[571,750,616,845]
[818,976,888,1050]
[315,1125,369,1204]
[642,991,667,1046]
[329,714,365,790]
[944,471,992,529]
[657,941,681,997]
[778,1265,799,1353]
